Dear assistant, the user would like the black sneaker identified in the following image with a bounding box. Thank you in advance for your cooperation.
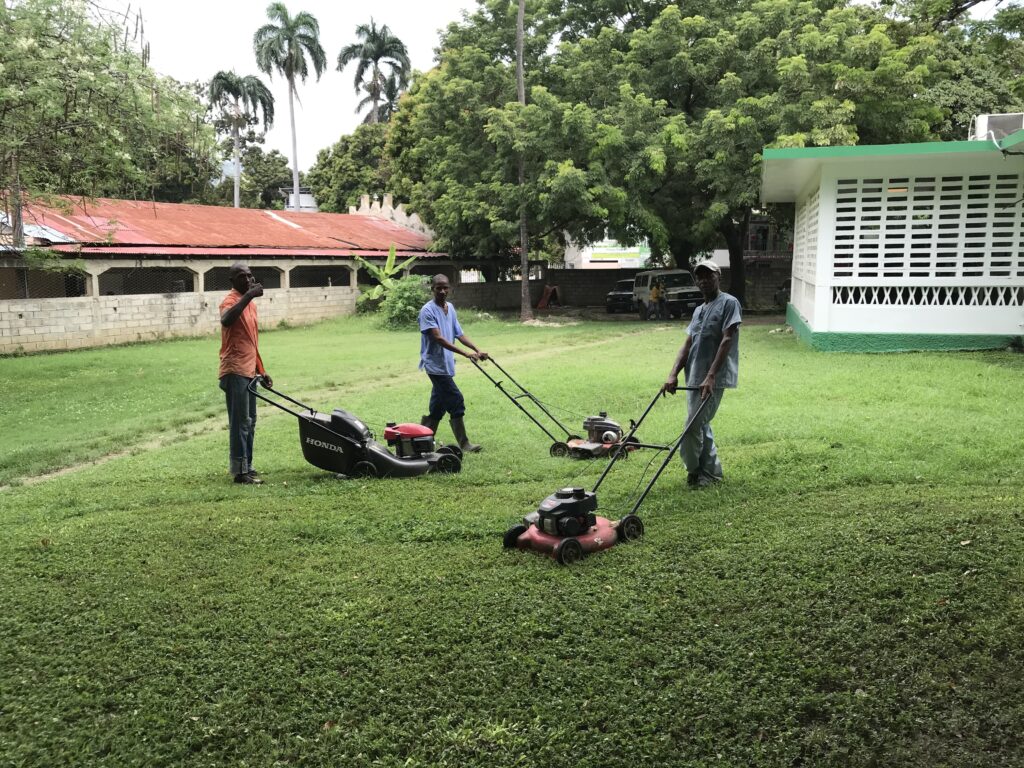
[234,473,263,485]
[687,472,699,488]
[247,470,262,479]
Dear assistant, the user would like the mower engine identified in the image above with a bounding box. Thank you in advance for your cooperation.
[384,422,437,459]
[550,412,637,459]
[583,412,623,444]
[524,486,598,537]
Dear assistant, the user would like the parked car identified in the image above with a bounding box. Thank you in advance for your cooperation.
[605,279,636,313]
[633,269,703,319]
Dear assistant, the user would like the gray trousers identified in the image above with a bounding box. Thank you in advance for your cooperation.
[680,389,725,485]
[220,374,256,476]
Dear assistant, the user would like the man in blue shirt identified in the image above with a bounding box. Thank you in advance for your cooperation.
[661,260,742,488]
[419,274,489,452]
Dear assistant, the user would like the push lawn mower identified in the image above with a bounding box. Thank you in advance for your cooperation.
[503,386,714,565]
[248,377,462,478]
[472,358,667,459]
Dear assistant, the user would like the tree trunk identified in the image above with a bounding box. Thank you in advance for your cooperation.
[287,80,301,212]
[720,209,750,306]
[231,117,241,209]
[11,152,25,250]
[516,0,533,321]
[370,65,380,125]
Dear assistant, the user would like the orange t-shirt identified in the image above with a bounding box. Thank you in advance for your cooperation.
[218,291,265,379]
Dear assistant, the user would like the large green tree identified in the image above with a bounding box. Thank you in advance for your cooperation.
[337,19,411,125]
[0,0,218,242]
[305,123,389,212]
[254,2,326,212]
[209,71,275,208]
[392,0,1024,305]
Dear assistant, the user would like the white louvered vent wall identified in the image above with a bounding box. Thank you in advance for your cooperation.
[831,174,1024,306]
[793,188,819,282]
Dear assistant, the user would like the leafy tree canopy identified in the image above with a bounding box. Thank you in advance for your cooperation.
[306,123,390,213]
[0,0,218,208]
[388,0,1024,303]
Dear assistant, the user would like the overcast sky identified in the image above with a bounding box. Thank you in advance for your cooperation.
[123,0,476,172]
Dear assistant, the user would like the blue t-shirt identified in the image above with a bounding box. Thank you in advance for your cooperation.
[685,292,742,388]
[419,300,464,376]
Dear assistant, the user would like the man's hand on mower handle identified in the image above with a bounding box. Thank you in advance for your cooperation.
[466,350,489,361]
[661,377,678,396]
[260,373,273,388]
[699,373,715,400]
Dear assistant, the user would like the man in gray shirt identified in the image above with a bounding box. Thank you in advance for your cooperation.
[661,260,742,488]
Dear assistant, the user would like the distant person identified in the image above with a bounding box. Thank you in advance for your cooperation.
[219,262,271,485]
[661,260,741,489]
[655,279,668,320]
[648,280,663,320]
[418,274,489,452]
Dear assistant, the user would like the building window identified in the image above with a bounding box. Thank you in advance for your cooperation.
[204,267,281,291]
[98,267,195,295]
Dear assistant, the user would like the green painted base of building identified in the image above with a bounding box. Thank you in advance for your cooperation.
[785,305,1019,352]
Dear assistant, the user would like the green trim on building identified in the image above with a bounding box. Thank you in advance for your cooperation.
[785,305,1017,353]
[764,140,996,161]
[998,129,1024,150]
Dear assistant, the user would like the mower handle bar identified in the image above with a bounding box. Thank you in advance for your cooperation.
[591,384,700,493]
[471,357,573,442]
[246,377,366,450]
[625,393,716,517]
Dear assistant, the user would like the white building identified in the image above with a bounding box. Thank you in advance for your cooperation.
[761,117,1024,351]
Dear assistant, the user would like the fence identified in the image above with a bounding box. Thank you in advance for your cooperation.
[0,286,359,354]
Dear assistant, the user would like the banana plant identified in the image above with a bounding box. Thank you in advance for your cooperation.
[356,245,418,305]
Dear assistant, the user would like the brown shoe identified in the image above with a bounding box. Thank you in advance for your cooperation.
[234,473,263,485]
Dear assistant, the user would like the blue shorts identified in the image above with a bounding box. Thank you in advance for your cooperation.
[427,374,466,419]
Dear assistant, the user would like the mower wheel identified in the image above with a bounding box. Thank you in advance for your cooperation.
[436,453,462,474]
[438,445,463,460]
[353,461,378,478]
[550,442,570,458]
[503,524,528,549]
[555,537,584,566]
[618,514,644,542]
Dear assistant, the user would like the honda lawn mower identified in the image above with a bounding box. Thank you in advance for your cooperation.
[472,358,667,460]
[503,386,714,565]
[248,377,462,478]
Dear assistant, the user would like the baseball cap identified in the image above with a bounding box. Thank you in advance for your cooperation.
[692,259,721,275]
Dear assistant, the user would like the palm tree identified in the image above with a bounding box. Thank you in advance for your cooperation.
[356,71,404,124]
[209,71,275,208]
[337,19,410,125]
[253,2,326,212]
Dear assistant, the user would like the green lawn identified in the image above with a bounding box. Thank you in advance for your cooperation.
[1,315,1022,766]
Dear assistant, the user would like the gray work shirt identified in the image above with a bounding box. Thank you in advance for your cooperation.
[684,292,742,388]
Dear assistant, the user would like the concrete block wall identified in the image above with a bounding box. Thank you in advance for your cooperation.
[0,286,358,354]
[448,263,791,311]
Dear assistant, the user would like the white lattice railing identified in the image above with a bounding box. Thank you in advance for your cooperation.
[832,285,1024,306]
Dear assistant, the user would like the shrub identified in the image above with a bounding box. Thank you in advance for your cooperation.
[381,274,429,328]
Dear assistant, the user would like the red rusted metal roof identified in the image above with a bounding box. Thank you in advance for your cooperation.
[23,196,441,258]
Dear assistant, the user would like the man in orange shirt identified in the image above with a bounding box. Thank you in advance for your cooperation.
[219,263,272,485]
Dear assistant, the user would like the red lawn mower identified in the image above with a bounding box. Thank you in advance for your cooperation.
[472,357,667,459]
[248,378,462,478]
[503,386,714,565]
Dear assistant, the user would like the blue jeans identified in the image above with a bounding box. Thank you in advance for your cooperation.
[680,389,725,485]
[427,374,466,420]
[220,374,257,475]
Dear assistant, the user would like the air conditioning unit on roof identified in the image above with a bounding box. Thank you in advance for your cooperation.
[969,113,1024,141]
